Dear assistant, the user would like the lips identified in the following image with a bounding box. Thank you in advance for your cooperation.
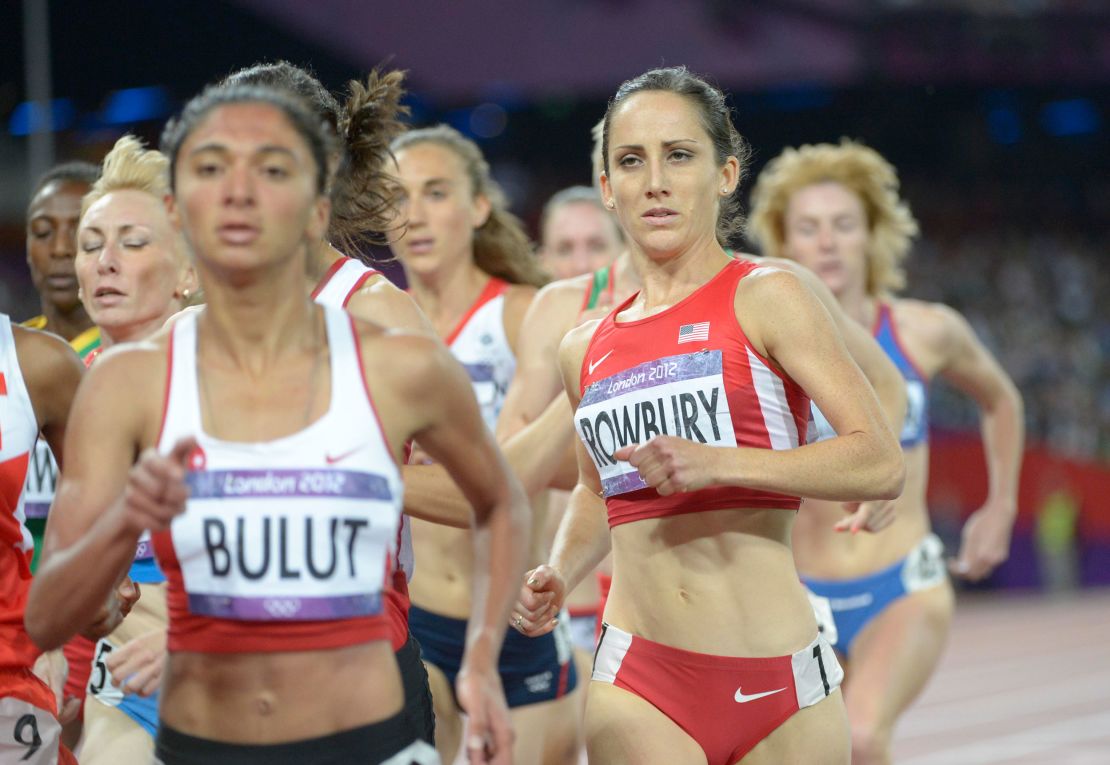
[91,285,126,307]
[641,207,679,226]
[217,223,260,245]
[405,237,435,255]
[46,274,77,290]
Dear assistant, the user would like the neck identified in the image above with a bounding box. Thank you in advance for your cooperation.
[197,259,319,375]
[404,256,488,336]
[834,281,878,328]
[613,248,643,293]
[99,303,184,350]
[39,300,94,342]
[632,235,730,309]
[307,238,344,282]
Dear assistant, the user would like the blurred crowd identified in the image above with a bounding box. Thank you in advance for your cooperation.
[903,223,1108,463]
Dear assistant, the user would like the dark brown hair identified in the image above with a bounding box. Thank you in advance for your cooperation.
[602,66,751,246]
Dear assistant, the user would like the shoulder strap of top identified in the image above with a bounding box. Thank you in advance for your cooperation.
[323,306,375,418]
[158,311,202,449]
[581,265,613,312]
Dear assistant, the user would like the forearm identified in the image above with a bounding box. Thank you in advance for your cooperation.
[980,382,1025,514]
[548,484,612,594]
[27,508,137,650]
[716,431,904,502]
[464,482,531,666]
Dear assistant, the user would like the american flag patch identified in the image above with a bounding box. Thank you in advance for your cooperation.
[677,322,710,344]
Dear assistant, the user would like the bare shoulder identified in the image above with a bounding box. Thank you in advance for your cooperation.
[890,297,968,345]
[735,263,810,307]
[531,273,593,317]
[346,273,432,333]
[353,319,446,399]
[12,324,82,380]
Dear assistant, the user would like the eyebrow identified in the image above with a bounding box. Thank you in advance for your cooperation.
[614,138,700,151]
[187,143,298,160]
[423,178,452,187]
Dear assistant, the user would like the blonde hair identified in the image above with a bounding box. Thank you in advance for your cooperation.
[590,116,605,191]
[81,135,170,219]
[391,125,547,288]
[82,135,200,305]
[748,139,919,295]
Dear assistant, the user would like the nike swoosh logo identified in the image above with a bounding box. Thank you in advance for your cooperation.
[325,444,366,465]
[588,349,615,375]
[734,686,787,704]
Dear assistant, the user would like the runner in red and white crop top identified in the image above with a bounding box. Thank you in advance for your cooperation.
[577,258,810,526]
[0,315,82,765]
[152,306,402,653]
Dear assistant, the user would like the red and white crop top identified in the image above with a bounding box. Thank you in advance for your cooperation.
[576,259,809,528]
[151,306,403,654]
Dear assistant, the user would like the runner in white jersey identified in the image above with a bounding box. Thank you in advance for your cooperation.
[0,315,83,764]
[389,125,583,765]
[26,83,529,765]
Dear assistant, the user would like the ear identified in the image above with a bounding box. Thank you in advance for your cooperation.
[471,193,492,229]
[719,156,741,196]
[175,263,199,302]
[164,193,182,233]
[599,172,616,211]
[306,195,332,244]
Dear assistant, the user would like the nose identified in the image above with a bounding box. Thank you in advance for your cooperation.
[52,221,77,259]
[402,193,425,231]
[816,224,836,251]
[645,157,671,201]
[223,162,255,207]
[96,241,121,275]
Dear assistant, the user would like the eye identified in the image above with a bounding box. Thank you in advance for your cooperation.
[195,161,222,177]
[427,188,448,200]
[669,149,693,162]
[122,239,149,250]
[80,240,104,253]
[617,154,642,168]
[30,224,53,239]
[263,165,289,179]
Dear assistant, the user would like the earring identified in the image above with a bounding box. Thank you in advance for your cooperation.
[721,187,730,195]
[181,288,191,300]
[606,200,616,209]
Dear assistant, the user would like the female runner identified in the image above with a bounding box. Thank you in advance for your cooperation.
[26,82,528,765]
[748,139,1024,764]
[69,134,195,764]
[388,125,583,765]
[0,317,83,765]
[514,67,904,765]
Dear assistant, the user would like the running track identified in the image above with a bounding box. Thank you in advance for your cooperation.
[893,588,1110,764]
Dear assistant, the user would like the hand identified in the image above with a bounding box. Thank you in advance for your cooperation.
[82,576,141,641]
[456,662,513,764]
[106,627,167,697]
[119,437,197,535]
[31,650,69,714]
[509,565,565,637]
[614,437,714,496]
[835,500,898,534]
[949,502,1015,581]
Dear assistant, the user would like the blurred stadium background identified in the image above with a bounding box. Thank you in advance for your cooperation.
[1,0,1107,596]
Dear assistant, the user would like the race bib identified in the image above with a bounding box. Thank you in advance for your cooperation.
[22,440,57,519]
[901,380,927,442]
[173,468,398,621]
[87,639,124,707]
[805,588,839,647]
[577,351,735,497]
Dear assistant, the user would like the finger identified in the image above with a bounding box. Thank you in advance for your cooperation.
[169,436,200,469]
[490,711,514,764]
[833,516,853,532]
[121,660,161,695]
[613,444,639,463]
[947,556,971,578]
[57,696,82,726]
[127,466,165,502]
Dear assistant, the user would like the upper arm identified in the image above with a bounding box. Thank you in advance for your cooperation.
[14,327,84,467]
[557,323,603,496]
[501,285,538,358]
[931,304,1020,408]
[740,270,884,439]
[496,284,578,440]
[44,349,161,556]
[375,333,516,518]
[346,274,435,334]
